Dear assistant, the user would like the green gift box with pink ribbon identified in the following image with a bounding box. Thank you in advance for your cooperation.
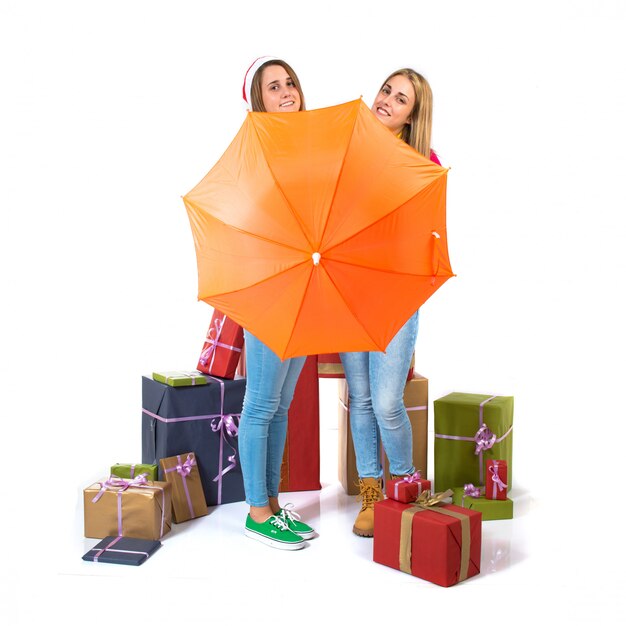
[434,393,513,493]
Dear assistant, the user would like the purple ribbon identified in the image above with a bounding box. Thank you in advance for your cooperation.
[488,462,508,498]
[393,471,423,500]
[434,395,512,484]
[199,315,242,368]
[90,536,150,562]
[164,454,196,519]
[129,464,136,478]
[91,473,166,538]
[461,483,483,507]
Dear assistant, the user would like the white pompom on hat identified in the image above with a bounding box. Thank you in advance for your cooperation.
[242,56,280,106]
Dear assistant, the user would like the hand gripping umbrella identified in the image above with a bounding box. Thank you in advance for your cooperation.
[183,99,454,360]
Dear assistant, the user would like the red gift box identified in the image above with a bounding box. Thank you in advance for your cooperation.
[280,355,321,491]
[485,459,508,500]
[197,310,244,379]
[386,473,431,503]
[373,493,482,587]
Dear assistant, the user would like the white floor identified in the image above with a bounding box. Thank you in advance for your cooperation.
[1,380,622,626]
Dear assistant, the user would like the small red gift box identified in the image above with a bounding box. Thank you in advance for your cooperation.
[485,459,508,500]
[373,492,482,587]
[197,309,244,379]
[386,473,431,503]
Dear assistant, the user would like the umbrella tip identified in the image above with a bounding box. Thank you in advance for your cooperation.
[312,252,321,265]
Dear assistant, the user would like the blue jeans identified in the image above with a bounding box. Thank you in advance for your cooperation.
[238,330,306,507]
[340,311,419,478]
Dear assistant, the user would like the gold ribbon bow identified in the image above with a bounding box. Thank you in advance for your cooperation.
[399,489,472,582]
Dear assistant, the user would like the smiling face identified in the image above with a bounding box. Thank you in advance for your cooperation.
[260,64,302,113]
[371,74,416,134]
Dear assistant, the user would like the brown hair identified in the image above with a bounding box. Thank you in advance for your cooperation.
[380,68,433,157]
[249,60,306,112]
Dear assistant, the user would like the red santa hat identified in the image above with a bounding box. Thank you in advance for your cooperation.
[242,56,279,106]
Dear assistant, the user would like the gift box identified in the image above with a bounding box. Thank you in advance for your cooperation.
[160,452,209,523]
[84,475,172,540]
[152,371,208,387]
[373,491,482,587]
[197,310,244,379]
[338,373,428,495]
[318,352,415,380]
[280,356,321,492]
[451,486,513,520]
[434,393,513,493]
[110,463,158,481]
[386,473,431,503]
[485,459,508,500]
[82,536,161,565]
[142,374,246,506]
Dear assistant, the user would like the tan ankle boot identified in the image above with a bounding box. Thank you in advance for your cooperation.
[353,477,384,537]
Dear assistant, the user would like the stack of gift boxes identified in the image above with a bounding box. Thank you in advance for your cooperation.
[82,310,515,584]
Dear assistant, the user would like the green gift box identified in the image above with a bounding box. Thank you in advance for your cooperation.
[434,393,513,492]
[152,371,207,387]
[111,463,158,481]
[451,487,513,520]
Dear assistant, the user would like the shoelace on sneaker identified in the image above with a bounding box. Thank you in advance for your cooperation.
[269,515,290,531]
[356,483,382,511]
[277,503,301,525]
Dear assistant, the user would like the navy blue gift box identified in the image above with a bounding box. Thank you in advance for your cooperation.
[142,375,246,506]
[83,536,161,565]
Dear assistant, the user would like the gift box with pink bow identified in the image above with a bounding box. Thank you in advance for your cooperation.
[433,393,513,493]
[386,472,431,503]
[159,452,208,523]
[450,481,513,521]
[142,374,246,506]
[84,474,172,540]
[196,310,244,379]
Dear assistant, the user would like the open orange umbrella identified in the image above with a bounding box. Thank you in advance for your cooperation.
[183,99,453,360]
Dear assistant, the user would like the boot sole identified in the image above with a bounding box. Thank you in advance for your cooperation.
[352,525,374,537]
[244,528,306,550]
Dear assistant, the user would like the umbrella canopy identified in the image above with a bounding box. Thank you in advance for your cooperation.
[183,99,453,360]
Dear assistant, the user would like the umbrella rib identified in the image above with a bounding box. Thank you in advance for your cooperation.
[321,173,447,256]
[249,116,315,251]
[318,103,361,248]
[184,197,308,255]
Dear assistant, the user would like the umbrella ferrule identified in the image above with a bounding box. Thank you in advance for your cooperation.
[312,252,321,265]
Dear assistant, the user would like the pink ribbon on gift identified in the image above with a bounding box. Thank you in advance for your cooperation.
[199,315,242,369]
[434,395,513,484]
[461,483,483,507]
[92,473,166,538]
[394,471,423,500]
[90,536,150,562]
[164,454,197,519]
[488,461,508,498]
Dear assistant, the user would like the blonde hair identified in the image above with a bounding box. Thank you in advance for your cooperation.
[380,68,433,158]
[249,60,306,113]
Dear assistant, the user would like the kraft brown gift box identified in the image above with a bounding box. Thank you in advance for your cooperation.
[338,373,428,495]
[159,452,208,523]
[84,477,172,540]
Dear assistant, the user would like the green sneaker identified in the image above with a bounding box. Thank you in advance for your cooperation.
[276,503,316,540]
[244,514,305,550]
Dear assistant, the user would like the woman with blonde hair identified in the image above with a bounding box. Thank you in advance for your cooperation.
[340,68,441,537]
[238,57,314,550]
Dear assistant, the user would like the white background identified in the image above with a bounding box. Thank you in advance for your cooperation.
[1,0,625,623]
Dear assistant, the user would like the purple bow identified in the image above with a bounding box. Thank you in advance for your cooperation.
[199,317,225,366]
[92,473,149,503]
[211,414,240,498]
[464,483,482,498]
[474,423,496,455]
[402,471,422,483]
[176,454,196,477]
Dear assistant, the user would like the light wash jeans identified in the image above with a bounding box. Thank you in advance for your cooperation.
[238,330,306,507]
[340,311,419,478]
